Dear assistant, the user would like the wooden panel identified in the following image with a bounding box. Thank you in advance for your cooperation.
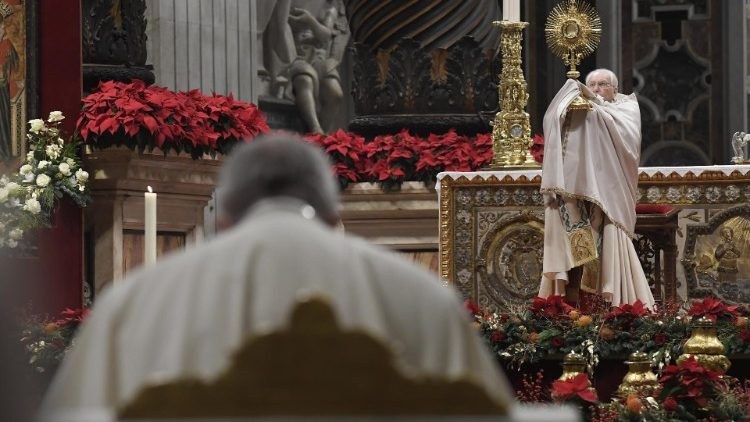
[186,0,202,89]
[237,0,253,101]
[225,0,240,97]
[199,0,214,92]
[399,251,440,276]
[123,231,186,274]
[174,0,189,90]
[212,0,227,93]
[148,0,258,101]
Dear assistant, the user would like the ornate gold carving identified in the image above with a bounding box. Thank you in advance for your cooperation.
[489,21,538,169]
[477,216,544,311]
[439,178,456,285]
[616,351,659,398]
[119,298,507,417]
[677,316,731,374]
[638,169,750,184]
[545,0,601,111]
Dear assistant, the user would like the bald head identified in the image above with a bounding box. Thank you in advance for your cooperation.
[585,68,619,102]
[217,134,340,227]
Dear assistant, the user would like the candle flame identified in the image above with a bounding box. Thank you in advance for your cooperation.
[147,186,153,193]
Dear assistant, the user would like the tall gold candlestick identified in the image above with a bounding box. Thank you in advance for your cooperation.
[490,21,538,168]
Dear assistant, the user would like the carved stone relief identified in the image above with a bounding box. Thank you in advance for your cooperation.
[683,205,750,303]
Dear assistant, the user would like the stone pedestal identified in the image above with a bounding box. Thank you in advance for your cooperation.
[83,147,221,294]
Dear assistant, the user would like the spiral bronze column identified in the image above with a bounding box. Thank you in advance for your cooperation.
[81,0,154,93]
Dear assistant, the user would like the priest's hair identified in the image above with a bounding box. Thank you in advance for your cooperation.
[217,133,340,224]
[585,68,619,91]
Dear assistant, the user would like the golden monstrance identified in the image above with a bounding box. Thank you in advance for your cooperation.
[545,0,602,110]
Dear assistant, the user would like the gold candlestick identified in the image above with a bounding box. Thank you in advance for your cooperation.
[489,20,538,169]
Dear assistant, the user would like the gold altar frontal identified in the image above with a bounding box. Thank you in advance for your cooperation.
[438,165,750,313]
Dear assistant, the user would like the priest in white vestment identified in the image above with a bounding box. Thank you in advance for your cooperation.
[40,135,515,420]
[538,69,655,310]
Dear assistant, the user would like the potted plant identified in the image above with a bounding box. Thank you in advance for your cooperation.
[74,80,269,291]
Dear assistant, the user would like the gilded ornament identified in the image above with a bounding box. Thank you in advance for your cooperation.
[559,351,588,381]
[616,351,659,398]
[489,21,538,169]
[677,316,731,373]
[646,186,662,203]
[545,0,602,111]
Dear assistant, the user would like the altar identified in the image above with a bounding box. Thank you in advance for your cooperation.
[438,165,750,312]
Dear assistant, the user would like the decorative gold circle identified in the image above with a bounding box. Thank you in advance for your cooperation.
[544,0,601,61]
[478,218,545,310]
[563,20,580,39]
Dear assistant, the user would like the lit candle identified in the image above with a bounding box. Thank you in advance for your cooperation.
[144,186,157,265]
[503,0,520,22]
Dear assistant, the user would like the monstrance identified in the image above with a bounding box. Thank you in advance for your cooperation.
[545,0,601,110]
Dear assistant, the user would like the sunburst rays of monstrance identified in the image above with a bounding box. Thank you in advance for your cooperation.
[545,0,602,110]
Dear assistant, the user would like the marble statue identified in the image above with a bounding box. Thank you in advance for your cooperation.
[261,0,349,134]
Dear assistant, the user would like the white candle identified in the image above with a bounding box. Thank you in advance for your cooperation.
[503,0,520,22]
[144,186,157,265]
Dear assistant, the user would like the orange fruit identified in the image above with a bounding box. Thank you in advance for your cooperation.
[626,395,643,414]
[576,315,593,327]
[736,317,748,328]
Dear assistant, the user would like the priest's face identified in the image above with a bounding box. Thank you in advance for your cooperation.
[586,73,616,102]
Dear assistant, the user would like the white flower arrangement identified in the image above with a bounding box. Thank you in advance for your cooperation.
[0,112,91,250]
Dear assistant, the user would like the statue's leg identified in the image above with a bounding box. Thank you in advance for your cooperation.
[319,77,344,132]
[292,74,323,134]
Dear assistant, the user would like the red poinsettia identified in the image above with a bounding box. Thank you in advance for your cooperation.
[551,373,598,403]
[530,295,574,318]
[687,296,740,322]
[604,300,651,321]
[53,307,90,328]
[76,80,269,158]
[529,133,544,163]
[463,299,481,317]
[659,356,725,409]
[304,130,366,185]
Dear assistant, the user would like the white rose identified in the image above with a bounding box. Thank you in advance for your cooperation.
[23,198,41,214]
[57,137,65,145]
[7,239,17,248]
[28,119,45,134]
[5,182,19,192]
[0,188,8,202]
[26,151,35,161]
[48,111,65,122]
[45,144,61,159]
[75,169,89,183]
[66,158,75,167]
[36,174,51,187]
[58,162,71,176]
[38,160,48,169]
[9,228,22,240]
[19,164,32,175]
